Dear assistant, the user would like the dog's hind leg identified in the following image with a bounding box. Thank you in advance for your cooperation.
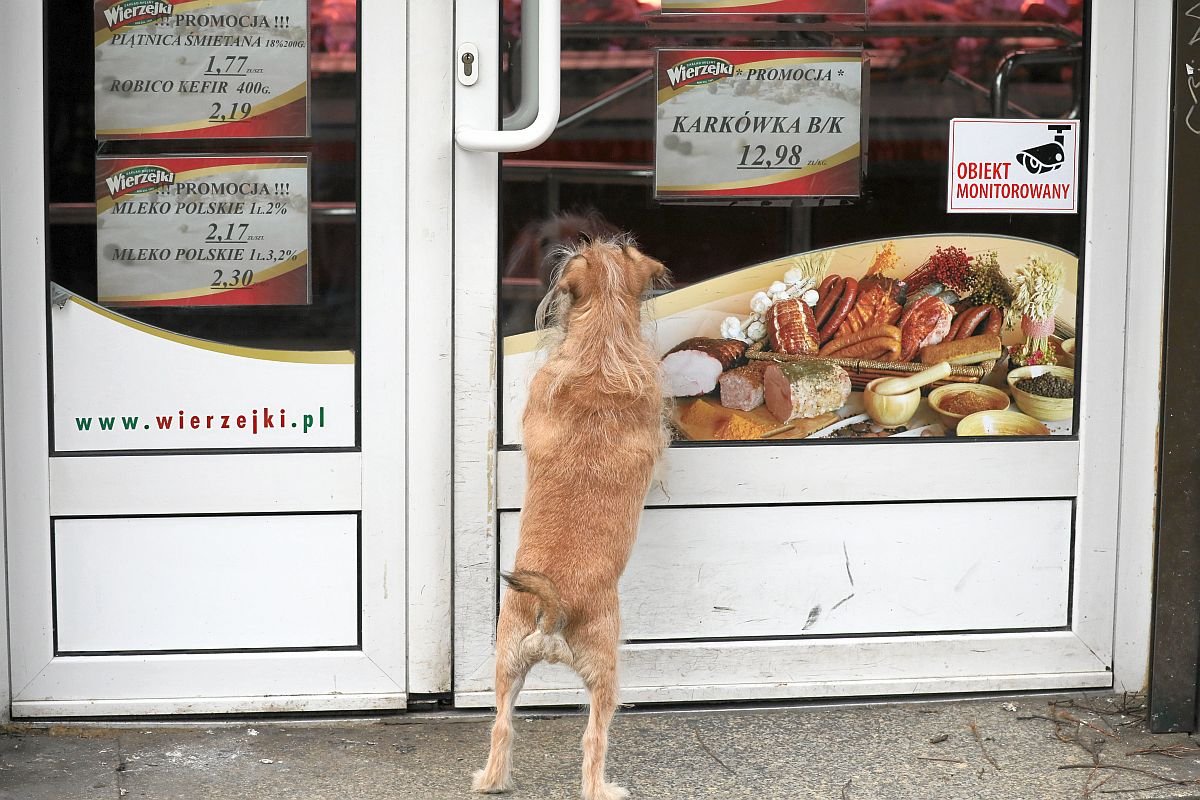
[472,605,535,794]
[576,616,628,800]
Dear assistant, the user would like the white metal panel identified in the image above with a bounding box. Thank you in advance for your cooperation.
[500,501,1072,640]
[1068,0,1134,671]
[1112,1,1172,694]
[50,453,362,516]
[1,0,54,702]
[358,0,410,701]
[459,673,1113,708]
[499,440,1080,509]
[404,0,455,694]
[12,651,402,716]
[453,0,503,704]
[0,215,8,720]
[455,630,1110,705]
[15,693,404,718]
[54,515,358,653]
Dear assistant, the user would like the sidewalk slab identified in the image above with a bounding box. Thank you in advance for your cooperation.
[2,694,1198,800]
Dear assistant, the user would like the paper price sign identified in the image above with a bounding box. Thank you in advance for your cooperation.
[96,155,311,307]
[94,0,309,139]
[655,49,865,202]
[662,0,865,13]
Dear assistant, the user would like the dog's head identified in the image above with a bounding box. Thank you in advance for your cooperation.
[554,236,668,306]
[535,235,670,338]
[535,236,670,399]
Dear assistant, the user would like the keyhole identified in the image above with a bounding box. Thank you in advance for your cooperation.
[461,52,475,77]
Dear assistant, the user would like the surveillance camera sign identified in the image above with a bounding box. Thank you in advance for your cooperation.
[947,118,1079,214]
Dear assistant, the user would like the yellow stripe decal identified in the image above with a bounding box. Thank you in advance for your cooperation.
[69,294,354,365]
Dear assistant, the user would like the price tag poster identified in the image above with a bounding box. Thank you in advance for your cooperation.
[655,49,864,200]
[96,155,311,307]
[94,0,309,139]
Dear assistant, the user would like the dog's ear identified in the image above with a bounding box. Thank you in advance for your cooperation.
[624,245,668,290]
[556,256,587,299]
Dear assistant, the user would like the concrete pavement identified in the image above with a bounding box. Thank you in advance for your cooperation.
[2,693,1198,799]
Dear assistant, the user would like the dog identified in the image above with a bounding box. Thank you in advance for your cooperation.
[472,236,669,800]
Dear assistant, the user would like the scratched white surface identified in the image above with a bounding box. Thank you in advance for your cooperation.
[499,500,1071,641]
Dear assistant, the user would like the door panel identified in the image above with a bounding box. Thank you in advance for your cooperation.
[455,0,1131,705]
[3,0,408,716]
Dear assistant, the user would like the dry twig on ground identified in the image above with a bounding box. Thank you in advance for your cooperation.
[968,720,1000,771]
[1124,741,1200,759]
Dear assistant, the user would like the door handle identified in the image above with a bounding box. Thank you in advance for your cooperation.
[455,0,560,152]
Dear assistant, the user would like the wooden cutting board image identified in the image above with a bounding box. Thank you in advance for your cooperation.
[671,396,838,441]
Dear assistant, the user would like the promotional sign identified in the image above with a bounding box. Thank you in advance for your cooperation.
[662,0,865,13]
[655,49,865,202]
[96,154,310,307]
[52,291,354,451]
[947,119,1080,214]
[94,0,309,139]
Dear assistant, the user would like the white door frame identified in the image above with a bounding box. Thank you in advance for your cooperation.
[446,1,1167,706]
[1110,0,1171,694]
[0,1,409,716]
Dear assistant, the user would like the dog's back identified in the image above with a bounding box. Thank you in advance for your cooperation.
[515,239,666,604]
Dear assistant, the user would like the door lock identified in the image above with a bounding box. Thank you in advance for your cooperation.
[457,43,479,86]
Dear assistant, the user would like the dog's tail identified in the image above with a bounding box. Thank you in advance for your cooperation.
[502,570,567,635]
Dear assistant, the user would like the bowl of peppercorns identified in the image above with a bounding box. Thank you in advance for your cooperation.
[1007,365,1075,421]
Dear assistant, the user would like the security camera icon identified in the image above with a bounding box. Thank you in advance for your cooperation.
[1015,124,1072,175]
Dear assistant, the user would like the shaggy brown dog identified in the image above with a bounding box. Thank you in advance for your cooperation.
[472,237,669,800]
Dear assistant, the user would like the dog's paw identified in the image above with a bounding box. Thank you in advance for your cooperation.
[584,782,629,800]
[472,768,512,794]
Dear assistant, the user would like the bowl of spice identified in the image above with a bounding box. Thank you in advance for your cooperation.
[957,409,1050,437]
[1007,365,1075,421]
[927,384,1011,431]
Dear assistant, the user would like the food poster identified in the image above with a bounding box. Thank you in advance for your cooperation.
[94,0,309,140]
[502,234,1078,446]
[660,0,866,13]
[96,155,310,307]
[655,49,864,201]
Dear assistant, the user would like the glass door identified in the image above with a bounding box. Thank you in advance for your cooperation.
[2,0,407,716]
[454,0,1132,705]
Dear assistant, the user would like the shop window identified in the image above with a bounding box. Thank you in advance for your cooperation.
[46,2,360,452]
[500,0,1086,445]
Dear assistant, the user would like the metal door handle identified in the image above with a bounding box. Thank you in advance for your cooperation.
[455,0,560,152]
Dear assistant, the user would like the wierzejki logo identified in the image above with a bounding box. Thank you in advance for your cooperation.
[105,165,176,199]
[103,0,175,31]
[666,56,736,90]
